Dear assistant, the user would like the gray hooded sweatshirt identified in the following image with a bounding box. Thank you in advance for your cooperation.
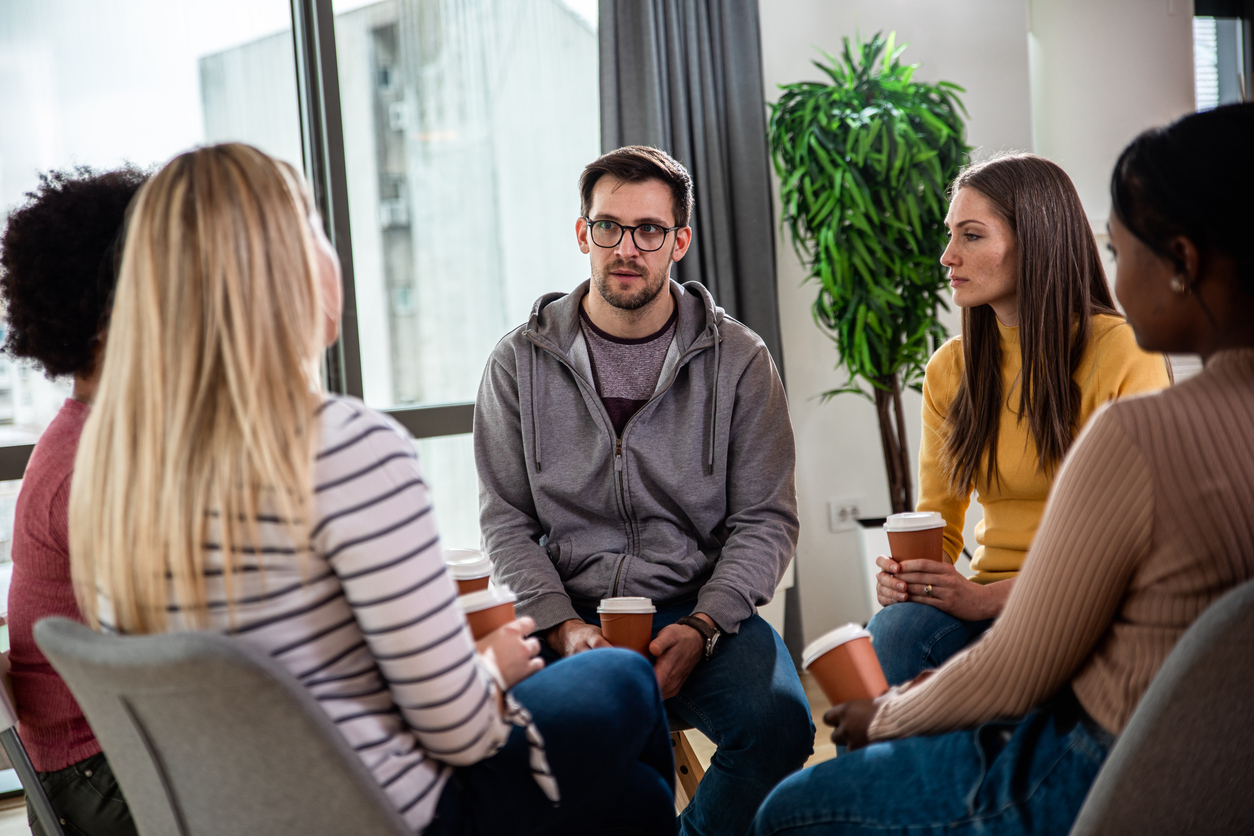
[474,279,798,634]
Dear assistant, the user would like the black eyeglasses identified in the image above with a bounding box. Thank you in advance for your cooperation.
[582,217,681,252]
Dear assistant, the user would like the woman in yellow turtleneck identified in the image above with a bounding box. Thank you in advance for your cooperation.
[866,154,1171,687]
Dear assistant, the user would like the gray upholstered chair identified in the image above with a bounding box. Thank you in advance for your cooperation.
[1069,577,1254,836]
[33,618,411,836]
[0,651,66,836]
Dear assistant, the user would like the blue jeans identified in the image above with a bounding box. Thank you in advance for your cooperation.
[866,603,994,687]
[428,648,676,836]
[750,688,1114,836]
[566,603,815,836]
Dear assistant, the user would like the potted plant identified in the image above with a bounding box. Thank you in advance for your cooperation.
[768,32,969,515]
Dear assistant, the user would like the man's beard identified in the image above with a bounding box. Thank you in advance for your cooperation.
[591,256,670,312]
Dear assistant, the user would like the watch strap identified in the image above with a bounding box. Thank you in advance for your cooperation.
[676,615,720,660]
[676,615,718,640]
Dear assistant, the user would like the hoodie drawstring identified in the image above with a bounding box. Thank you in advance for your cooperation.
[707,323,720,475]
[529,339,542,472]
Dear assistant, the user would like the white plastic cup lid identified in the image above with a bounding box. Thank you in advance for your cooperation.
[596,597,656,614]
[444,548,493,579]
[801,623,873,670]
[458,585,516,614]
[884,511,944,532]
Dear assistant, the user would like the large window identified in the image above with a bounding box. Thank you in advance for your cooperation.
[0,0,304,565]
[327,0,599,411]
[0,0,301,448]
[0,0,601,552]
[1193,5,1254,110]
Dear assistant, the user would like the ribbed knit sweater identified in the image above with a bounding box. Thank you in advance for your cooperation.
[7,398,99,773]
[870,347,1254,740]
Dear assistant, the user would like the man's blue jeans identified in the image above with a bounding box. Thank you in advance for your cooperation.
[568,602,815,836]
[429,648,676,836]
[750,688,1114,836]
[866,602,994,687]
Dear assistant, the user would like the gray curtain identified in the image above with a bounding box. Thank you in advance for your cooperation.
[599,0,785,378]
[600,0,803,662]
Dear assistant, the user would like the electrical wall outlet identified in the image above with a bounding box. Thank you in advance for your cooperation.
[827,496,864,532]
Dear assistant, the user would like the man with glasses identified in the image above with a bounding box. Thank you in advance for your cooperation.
[475,146,813,836]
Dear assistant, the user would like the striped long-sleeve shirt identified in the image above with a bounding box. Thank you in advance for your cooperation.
[98,396,510,832]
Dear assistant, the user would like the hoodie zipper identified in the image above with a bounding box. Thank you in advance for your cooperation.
[612,437,627,594]
[525,328,718,597]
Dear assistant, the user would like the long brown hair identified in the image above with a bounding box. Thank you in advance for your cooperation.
[942,153,1119,495]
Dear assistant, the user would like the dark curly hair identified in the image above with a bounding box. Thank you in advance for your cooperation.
[0,165,148,378]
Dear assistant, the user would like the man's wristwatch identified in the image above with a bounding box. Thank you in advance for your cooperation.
[676,615,721,661]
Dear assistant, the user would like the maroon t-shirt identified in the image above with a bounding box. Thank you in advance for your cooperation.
[579,303,678,436]
[7,398,100,772]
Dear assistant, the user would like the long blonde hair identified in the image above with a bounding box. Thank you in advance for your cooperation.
[70,143,325,632]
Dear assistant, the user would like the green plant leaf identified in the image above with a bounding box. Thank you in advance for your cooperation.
[767,31,970,504]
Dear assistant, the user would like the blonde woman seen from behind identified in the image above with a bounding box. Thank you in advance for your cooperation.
[867,154,1171,687]
[69,144,676,835]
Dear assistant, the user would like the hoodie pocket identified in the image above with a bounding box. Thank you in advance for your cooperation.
[639,522,710,578]
[545,538,573,574]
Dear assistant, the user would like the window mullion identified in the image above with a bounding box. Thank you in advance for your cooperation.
[292,0,363,398]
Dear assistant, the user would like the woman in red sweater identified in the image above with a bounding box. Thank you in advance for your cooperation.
[1,167,146,836]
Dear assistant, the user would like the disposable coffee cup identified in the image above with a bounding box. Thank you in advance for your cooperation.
[597,597,656,656]
[445,548,493,595]
[885,512,945,563]
[459,586,517,640]
[802,623,889,706]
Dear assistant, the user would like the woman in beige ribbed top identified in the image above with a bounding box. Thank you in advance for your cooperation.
[750,104,1254,836]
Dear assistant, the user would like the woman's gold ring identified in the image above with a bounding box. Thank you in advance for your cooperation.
[924,584,933,597]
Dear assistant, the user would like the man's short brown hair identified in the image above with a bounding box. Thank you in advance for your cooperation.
[579,146,694,228]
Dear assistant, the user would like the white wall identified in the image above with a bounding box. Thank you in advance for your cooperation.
[1029,0,1195,226]
[758,0,1196,644]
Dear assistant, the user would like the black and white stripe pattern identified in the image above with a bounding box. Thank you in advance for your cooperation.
[99,396,511,832]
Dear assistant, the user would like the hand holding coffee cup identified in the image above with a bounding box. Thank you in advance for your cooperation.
[879,555,1007,620]
[459,586,518,640]
[474,615,544,690]
[824,697,880,751]
[545,619,613,657]
[597,597,656,656]
[877,512,945,606]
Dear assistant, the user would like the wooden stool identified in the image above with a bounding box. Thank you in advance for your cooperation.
[668,714,705,812]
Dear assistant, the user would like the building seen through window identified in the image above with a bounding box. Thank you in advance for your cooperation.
[203,0,598,547]
[203,0,598,411]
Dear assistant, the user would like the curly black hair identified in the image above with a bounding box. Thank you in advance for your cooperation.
[0,165,149,378]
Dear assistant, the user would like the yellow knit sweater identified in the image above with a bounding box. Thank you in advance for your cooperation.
[917,314,1171,583]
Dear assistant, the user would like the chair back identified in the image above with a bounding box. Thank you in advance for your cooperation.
[1070,577,1254,835]
[33,618,411,836]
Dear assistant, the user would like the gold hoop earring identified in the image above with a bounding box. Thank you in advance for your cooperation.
[1169,275,1189,294]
